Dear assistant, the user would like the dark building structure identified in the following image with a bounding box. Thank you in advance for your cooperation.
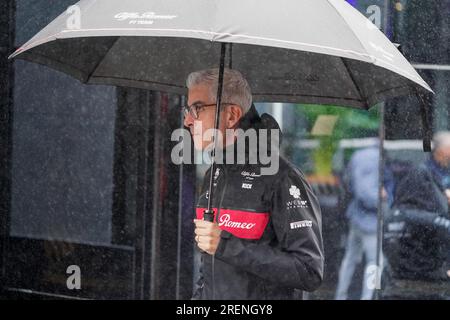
[1,0,196,299]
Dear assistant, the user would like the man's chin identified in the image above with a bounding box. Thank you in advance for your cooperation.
[193,144,204,151]
[192,135,202,151]
[193,142,209,152]
[193,137,213,151]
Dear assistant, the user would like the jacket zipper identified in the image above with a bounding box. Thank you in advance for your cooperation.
[211,165,228,300]
[217,166,228,221]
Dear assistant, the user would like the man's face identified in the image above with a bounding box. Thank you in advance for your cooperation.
[435,145,450,168]
[184,84,227,151]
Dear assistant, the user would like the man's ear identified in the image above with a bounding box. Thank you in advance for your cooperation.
[226,105,243,129]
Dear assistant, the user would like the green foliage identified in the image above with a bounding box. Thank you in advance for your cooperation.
[295,104,380,176]
[297,104,380,139]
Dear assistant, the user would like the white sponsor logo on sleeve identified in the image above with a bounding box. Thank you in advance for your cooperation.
[289,185,301,199]
[290,220,312,230]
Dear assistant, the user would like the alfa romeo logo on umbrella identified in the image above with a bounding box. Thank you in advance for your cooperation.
[114,12,177,24]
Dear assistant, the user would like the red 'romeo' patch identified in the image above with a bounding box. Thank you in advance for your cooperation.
[196,208,269,239]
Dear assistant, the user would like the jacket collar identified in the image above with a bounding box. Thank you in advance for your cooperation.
[218,104,282,167]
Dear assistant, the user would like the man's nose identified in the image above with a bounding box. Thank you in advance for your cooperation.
[183,112,194,128]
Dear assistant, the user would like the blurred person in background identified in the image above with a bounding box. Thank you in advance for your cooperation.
[335,139,388,300]
[384,131,450,298]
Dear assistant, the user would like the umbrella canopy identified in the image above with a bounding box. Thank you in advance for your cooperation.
[9,0,432,109]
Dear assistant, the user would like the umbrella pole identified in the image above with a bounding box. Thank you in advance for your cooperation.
[202,43,227,301]
[375,102,386,300]
[203,42,227,222]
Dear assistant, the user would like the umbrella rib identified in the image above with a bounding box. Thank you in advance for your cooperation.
[91,75,186,89]
[341,58,368,108]
[16,50,90,82]
[369,84,415,99]
[254,92,364,102]
[84,37,121,83]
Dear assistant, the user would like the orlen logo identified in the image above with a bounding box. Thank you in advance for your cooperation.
[218,214,256,230]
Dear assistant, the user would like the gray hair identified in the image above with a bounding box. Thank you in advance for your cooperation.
[433,131,450,151]
[186,68,252,114]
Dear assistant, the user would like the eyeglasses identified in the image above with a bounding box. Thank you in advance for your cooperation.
[182,102,235,119]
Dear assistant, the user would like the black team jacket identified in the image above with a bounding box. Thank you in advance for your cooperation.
[193,105,324,300]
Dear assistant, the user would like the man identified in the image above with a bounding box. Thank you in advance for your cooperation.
[184,68,324,300]
[386,131,450,285]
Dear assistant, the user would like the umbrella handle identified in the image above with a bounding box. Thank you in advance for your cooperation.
[203,209,215,222]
